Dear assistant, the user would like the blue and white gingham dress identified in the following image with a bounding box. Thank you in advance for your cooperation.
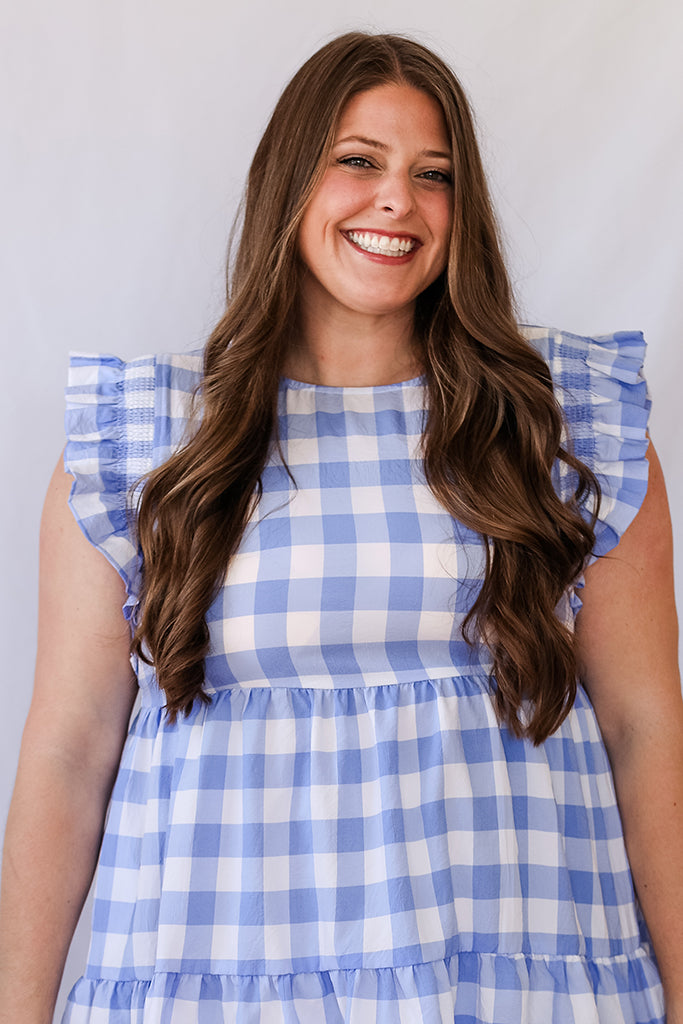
[62,327,664,1023]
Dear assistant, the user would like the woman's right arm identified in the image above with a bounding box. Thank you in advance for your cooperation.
[0,460,138,1023]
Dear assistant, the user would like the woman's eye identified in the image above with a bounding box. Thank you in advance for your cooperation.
[338,156,374,169]
[419,169,452,185]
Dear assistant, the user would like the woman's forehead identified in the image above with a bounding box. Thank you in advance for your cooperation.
[333,84,451,150]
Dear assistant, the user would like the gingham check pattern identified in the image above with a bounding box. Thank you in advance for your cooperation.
[62,329,663,1022]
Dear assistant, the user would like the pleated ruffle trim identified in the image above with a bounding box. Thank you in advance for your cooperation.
[63,949,664,1023]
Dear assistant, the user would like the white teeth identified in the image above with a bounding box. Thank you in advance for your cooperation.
[347,231,416,256]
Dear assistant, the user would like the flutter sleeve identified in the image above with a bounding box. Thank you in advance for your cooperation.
[63,353,158,619]
[523,327,651,564]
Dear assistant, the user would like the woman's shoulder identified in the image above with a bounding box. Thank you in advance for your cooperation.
[63,349,204,605]
[519,324,647,388]
[66,348,204,464]
[66,348,204,398]
[520,325,651,561]
[519,324,649,454]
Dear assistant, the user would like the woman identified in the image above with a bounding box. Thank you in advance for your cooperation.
[1,31,681,1024]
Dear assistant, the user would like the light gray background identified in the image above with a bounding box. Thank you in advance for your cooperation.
[1,2,681,1019]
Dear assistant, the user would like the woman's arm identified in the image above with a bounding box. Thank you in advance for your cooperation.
[576,443,683,1016]
[0,460,138,1023]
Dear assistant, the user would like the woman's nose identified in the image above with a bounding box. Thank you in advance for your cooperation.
[373,173,416,218]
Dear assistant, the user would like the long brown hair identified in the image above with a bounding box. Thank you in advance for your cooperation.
[132,32,599,744]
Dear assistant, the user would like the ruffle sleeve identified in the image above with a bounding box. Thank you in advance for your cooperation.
[522,327,651,564]
[64,353,158,620]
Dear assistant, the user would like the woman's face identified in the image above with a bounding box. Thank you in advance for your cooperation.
[297,83,453,326]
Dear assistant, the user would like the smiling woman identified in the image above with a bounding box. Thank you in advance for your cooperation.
[0,29,680,1024]
[293,84,453,385]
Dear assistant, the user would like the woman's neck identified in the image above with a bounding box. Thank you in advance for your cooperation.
[284,302,422,387]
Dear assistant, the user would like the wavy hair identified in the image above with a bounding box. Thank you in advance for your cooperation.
[132,32,599,744]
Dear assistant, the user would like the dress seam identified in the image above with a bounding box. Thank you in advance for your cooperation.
[84,944,656,982]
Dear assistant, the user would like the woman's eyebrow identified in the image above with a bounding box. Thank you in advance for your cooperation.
[334,134,388,150]
[334,134,451,160]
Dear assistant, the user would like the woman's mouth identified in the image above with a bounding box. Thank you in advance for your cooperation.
[345,230,418,257]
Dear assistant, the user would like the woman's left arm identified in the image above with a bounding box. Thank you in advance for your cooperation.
[577,442,683,1015]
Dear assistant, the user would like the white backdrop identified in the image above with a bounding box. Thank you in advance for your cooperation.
[1,2,681,1019]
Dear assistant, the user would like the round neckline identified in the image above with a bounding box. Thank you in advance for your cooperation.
[280,374,426,394]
